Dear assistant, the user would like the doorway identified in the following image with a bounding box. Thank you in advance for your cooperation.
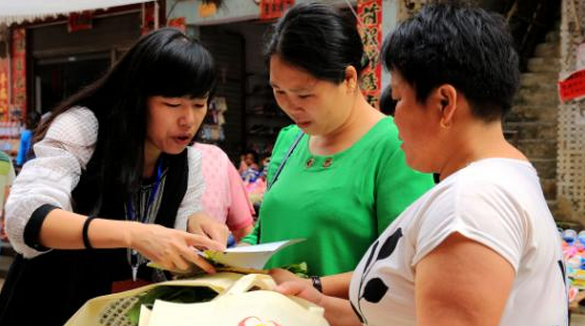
[34,52,110,114]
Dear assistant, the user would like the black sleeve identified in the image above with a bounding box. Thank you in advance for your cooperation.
[23,204,60,252]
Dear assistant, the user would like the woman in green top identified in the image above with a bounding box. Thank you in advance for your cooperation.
[241,2,433,281]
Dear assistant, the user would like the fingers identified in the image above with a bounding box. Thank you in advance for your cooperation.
[181,246,217,274]
[143,241,216,274]
[150,255,178,272]
[187,213,230,245]
[275,281,324,306]
[202,223,229,245]
[269,268,299,284]
[187,220,205,237]
[134,224,225,275]
[275,281,305,296]
[185,232,226,252]
[171,255,190,272]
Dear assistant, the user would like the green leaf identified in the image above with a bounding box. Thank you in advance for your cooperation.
[282,262,309,278]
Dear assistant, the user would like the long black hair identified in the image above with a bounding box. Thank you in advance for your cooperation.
[265,2,366,83]
[36,28,216,199]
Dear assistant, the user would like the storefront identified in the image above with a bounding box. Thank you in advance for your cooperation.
[30,11,143,114]
[0,0,162,158]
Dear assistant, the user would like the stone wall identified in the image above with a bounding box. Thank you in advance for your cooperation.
[505,29,560,206]
[556,0,585,225]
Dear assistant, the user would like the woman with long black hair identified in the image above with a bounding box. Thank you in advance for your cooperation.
[0,28,228,326]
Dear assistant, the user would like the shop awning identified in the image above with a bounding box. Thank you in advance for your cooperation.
[0,0,155,26]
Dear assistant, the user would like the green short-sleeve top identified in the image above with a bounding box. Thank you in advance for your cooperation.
[242,117,434,276]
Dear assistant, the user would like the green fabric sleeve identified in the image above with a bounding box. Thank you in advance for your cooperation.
[240,219,260,244]
[375,146,435,234]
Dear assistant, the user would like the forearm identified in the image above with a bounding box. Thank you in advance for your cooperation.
[322,272,353,299]
[39,209,136,249]
[320,295,362,326]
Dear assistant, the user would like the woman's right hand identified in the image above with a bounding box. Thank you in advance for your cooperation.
[128,222,226,274]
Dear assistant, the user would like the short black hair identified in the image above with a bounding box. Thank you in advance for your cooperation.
[379,86,396,116]
[265,2,366,84]
[244,149,259,164]
[382,1,519,121]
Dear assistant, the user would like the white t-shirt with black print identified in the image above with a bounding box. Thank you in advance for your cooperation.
[349,158,568,326]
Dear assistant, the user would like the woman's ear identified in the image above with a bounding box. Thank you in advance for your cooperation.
[437,85,457,128]
[344,66,359,93]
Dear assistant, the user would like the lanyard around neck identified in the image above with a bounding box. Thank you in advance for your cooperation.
[126,157,164,223]
[126,156,164,282]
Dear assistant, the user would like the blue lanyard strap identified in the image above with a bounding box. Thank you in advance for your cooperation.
[126,156,164,281]
[126,157,164,223]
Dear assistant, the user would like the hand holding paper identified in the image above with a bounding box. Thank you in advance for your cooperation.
[205,239,305,270]
[149,239,305,275]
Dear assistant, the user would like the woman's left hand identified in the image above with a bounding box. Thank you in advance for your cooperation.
[270,269,321,304]
[275,278,324,307]
[187,212,230,245]
[271,270,361,326]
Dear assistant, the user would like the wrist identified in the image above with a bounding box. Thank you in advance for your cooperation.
[82,216,97,249]
[310,275,323,293]
[125,221,142,249]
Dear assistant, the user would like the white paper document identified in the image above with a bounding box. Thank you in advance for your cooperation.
[204,239,305,270]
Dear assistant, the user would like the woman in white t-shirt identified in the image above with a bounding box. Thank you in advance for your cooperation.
[272,2,568,325]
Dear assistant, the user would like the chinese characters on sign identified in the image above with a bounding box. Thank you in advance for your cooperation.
[260,0,295,20]
[11,28,26,121]
[358,0,382,108]
[559,68,585,125]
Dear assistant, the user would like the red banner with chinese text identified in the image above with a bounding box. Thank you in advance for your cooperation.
[0,59,9,121]
[358,0,382,108]
[559,69,585,102]
[260,0,295,20]
[68,11,93,32]
[11,28,26,121]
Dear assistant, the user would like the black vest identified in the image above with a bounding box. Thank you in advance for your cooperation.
[0,150,189,326]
